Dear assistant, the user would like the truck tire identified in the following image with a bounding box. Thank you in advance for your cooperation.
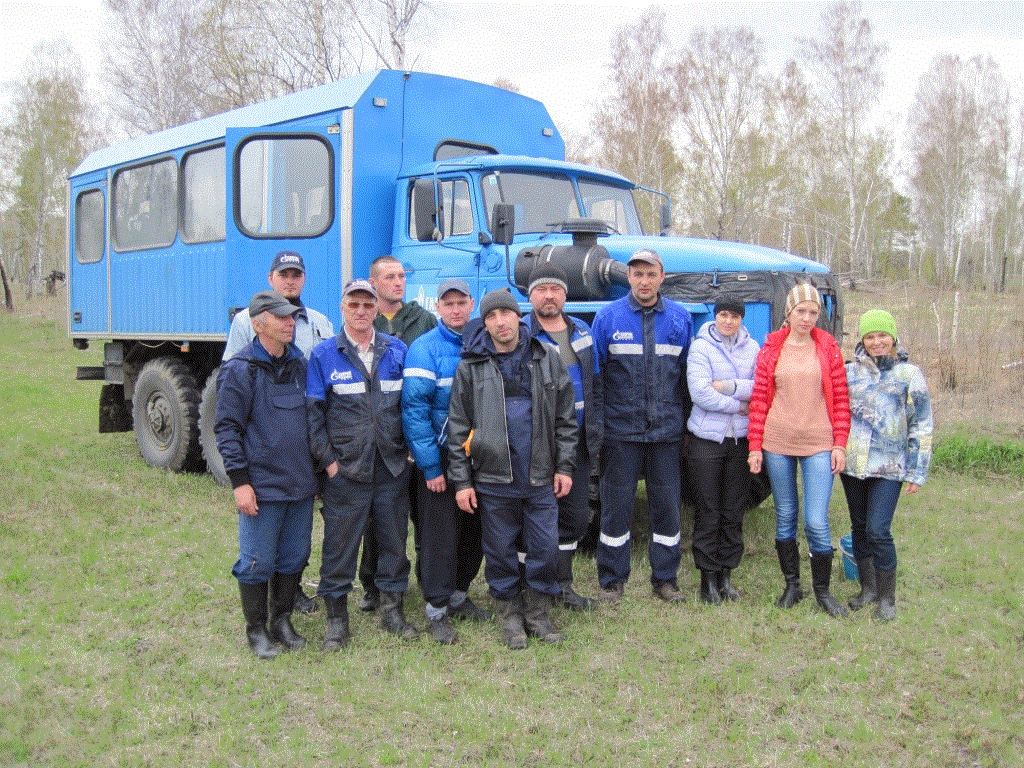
[198,367,230,486]
[132,357,203,472]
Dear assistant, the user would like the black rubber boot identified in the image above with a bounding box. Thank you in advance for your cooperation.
[699,570,722,605]
[848,558,878,611]
[293,580,318,614]
[269,572,307,650]
[717,569,741,601]
[774,538,804,609]
[873,567,897,622]
[379,591,420,640]
[494,594,527,650]
[322,594,350,651]
[810,550,849,618]
[238,581,281,659]
[524,588,564,644]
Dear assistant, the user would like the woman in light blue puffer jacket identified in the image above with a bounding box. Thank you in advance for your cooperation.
[686,299,760,604]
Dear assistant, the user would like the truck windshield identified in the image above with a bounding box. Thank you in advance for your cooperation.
[481,171,643,236]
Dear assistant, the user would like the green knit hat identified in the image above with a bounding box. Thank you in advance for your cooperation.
[858,309,898,343]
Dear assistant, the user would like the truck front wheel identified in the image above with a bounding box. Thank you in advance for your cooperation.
[198,367,230,486]
[132,357,203,472]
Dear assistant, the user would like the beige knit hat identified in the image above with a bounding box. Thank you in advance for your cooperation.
[784,282,821,317]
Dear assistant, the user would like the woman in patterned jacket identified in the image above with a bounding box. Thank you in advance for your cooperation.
[841,310,932,622]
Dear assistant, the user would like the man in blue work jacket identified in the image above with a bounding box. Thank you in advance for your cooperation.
[591,249,693,603]
[523,261,602,611]
[306,279,417,649]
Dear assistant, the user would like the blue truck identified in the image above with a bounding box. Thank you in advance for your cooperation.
[67,69,841,480]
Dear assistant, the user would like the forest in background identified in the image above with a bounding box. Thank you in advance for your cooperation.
[1,1,1021,357]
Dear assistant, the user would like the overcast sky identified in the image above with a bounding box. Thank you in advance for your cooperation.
[3,0,1022,141]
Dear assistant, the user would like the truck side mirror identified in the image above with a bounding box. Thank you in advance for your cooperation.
[491,204,515,246]
[660,202,672,236]
[413,179,441,242]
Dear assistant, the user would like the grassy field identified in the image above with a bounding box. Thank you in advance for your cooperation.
[1,296,1022,767]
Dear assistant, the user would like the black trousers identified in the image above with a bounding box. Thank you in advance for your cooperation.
[687,435,750,572]
[417,456,484,609]
[359,461,421,595]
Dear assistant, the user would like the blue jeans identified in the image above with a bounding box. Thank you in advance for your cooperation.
[477,486,560,601]
[232,496,314,584]
[840,474,902,571]
[764,450,835,554]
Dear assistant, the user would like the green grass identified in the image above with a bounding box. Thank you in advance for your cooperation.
[1,297,1022,767]
[933,434,1024,479]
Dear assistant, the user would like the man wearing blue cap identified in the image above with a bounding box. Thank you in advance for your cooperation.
[402,279,490,644]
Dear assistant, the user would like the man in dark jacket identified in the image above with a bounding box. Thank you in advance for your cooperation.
[447,289,578,650]
[216,290,318,659]
[591,249,693,604]
[523,262,602,611]
[306,279,415,649]
[357,255,438,611]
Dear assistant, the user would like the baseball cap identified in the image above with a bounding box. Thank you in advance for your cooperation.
[627,248,662,268]
[270,250,305,273]
[249,289,301,318]
[437,278,472,299]
[342,278,378,300]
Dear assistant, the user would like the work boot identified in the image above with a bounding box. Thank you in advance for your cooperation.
[652,580,686,603]
[598,581,624,603]
[449,597,492,622]
[238,581,281,660]
[322,594,350,651]
[293,581,318,614]
[357,590,379,612]
[873,567,897,622]
[810,550,849,618]
[558,582,595,611]
[523,588,564,644]
[427,613,458,645]
[699,570,722,604]
[717,569,741,601]
[378,591,420,640]
[269,572,307,650]
[848,557,878,611]
[494,594,527,650]
[774,538,804,609]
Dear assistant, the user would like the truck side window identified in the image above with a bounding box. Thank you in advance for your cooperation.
[75,189,104,264]
[236,135,333,238]
[408,178,473,241]
[182,145,226,244]
[112,158,178,251]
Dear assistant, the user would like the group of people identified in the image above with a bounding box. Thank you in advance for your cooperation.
[214,248,932,659]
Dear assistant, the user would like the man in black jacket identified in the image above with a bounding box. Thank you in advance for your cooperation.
[216,290,318,659]
[447,289,578,649]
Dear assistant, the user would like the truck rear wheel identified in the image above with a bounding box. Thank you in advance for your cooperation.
[132,357,202,472]
[198,367,230,486]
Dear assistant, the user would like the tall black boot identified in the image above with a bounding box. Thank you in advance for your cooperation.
[873,567,897,622]
[379,591,420,640]
[699,570,722,605]
[238,581,280,659]
[810,550,849,618]
[717,569,741,601]
[322,594,350,651]
[524,588,564,644]
[848,557,878,611]
[774,538,804,609]
[493,594,527,650]
[269,572,307,650]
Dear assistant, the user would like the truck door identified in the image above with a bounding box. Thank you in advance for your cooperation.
[68,179,109,335]
[397,174,483,313]
[224,126,342,328]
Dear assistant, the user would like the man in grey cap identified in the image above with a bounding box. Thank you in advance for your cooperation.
[306,279,417,648]
[591,248,693,604]
[401,279,490,644]
[222,250,333,614]
[216,290,317,658]
[447,289,578,649]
